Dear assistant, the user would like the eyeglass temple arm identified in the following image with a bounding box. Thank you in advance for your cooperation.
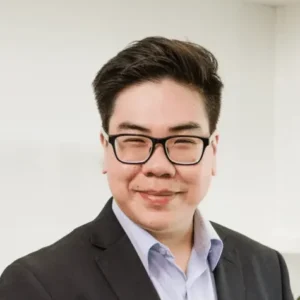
[209,130,218,144]
[102,128,109,140]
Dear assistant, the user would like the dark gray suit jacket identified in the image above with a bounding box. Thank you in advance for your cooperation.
[0,198,294,300]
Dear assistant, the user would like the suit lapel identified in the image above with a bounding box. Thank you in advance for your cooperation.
[89,200,246,300]
[95,236,160,300]
[212,223,246,300]
[90,199,160,300]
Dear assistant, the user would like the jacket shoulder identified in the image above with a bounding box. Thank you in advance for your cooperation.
[211,221,279,257]
[2,219,95,279]
[211,222,294,299]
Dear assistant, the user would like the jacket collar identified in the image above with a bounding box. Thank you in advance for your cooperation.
[89,198,245,300]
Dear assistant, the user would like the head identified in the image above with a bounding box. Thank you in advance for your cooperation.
[93,36,223,236]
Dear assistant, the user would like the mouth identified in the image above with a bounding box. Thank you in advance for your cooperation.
[136,190,180,205]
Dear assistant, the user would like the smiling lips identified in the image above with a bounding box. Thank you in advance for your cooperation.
[137,190,179,205]
[141,190,176,196]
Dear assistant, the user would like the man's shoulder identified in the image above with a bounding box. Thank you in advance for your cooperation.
[0,208,118,298]
[3,218,97,280]
[2,200,117,280]
[211,221,279,258]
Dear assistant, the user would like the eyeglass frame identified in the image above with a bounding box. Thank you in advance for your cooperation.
[102,129,216,166]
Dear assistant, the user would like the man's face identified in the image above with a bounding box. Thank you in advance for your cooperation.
[101,78,218,235]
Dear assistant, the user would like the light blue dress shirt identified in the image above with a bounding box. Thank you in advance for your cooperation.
[112,200,224,300]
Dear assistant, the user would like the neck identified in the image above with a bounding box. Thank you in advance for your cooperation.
[150,217,194,273]
[153,223,193,251]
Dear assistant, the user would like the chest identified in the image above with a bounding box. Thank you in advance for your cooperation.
[147,248,218,300]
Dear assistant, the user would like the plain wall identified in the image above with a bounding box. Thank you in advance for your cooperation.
[0,0,277,273]
[272,3,300,249]
[274,4,300,297]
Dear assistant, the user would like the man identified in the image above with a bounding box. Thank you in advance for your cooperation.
[0,36,294,300]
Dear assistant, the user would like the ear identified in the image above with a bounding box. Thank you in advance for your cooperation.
[100,132,108,174]
[211,133,219,176]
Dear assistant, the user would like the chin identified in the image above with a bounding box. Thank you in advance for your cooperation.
[141,223,171,233]
[135,212,174,232]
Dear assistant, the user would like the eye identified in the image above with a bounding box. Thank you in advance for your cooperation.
[124,138,147,143]
[174,138,197,144]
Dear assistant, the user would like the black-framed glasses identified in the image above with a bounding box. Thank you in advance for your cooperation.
[102,130,215,165]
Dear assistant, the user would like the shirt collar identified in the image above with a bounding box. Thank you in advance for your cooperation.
[112,199,158,271]
[193,209,224,270]
[112,199,223,272]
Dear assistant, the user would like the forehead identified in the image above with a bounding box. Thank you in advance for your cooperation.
[109,78,209,134]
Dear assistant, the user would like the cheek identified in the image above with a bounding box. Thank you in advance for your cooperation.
[180,165,209,187]
[182,152,213,182]
[106,153,140,188]
[179,151,214,200]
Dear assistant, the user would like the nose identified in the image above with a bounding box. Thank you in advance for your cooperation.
[141,144,176,178]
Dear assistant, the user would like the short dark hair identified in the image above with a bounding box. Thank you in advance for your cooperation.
[92,36,223,134]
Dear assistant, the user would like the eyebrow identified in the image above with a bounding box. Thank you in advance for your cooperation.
[117,121,202,133]
[168,122,202,133]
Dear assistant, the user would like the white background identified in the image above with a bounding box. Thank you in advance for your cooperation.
[0,0,299,296]
[273,4,300,296]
